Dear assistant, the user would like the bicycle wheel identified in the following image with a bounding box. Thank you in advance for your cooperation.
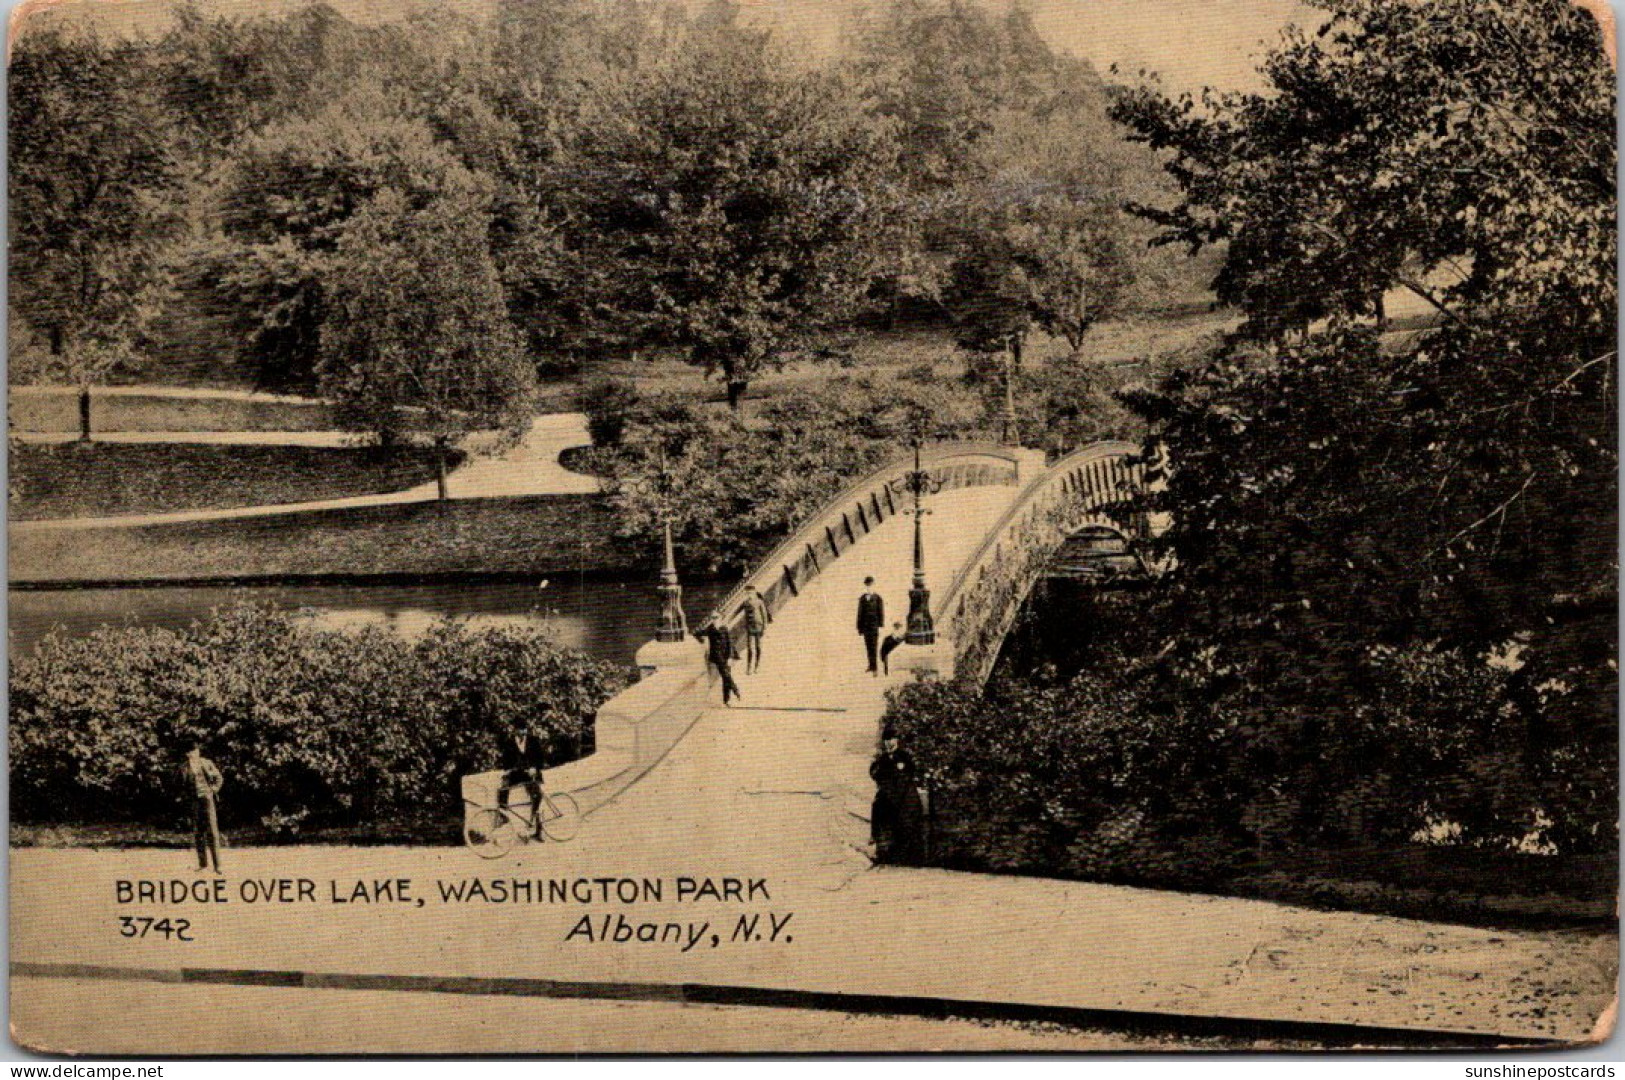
[464,808,520,859]
[540,792,582,842]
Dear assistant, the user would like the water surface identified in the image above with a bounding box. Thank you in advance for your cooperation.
[8,578,734,666]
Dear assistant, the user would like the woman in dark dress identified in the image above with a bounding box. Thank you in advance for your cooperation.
[870,725,925,864]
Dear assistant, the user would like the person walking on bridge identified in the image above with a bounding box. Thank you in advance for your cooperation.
[856,577,885,676]
[737,585,770,675]
[694,620,742,705]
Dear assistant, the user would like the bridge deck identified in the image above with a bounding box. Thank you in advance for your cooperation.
[584,484,1017,876]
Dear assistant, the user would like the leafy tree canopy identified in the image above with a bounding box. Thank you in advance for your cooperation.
[189,89,483,389]
[553,11,899,406]
[1112,0,1616,853]
[1111,0,1614,340]
[9,27,181,379]
[318,186,535,463]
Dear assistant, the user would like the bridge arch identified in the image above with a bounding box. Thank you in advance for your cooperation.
[700,441,1046,644]
[534,437,1157,823]
[925,440,1156,688]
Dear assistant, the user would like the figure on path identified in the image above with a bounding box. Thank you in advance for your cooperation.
[880,621,906,676]
[499,728,549,837]
[870,725,925,865]
[694,620,742,705]
[184,743,225,874]
[857,577,885,675]
[738,585,770,675]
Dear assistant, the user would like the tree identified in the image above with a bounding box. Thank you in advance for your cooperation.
[9,28,180,438]
[1110,0,1614,342]
[940,111,1138,440]
[189,90,481,390]
[153,2,408,169]
[317,188,535,499]
[555,13,897,409]
[1113,0,1616,852]
[388,0,613,374]
[943,196,1133,435]
[844,0,1078,194]
[600,373,984,573]
[844,0,1160,326]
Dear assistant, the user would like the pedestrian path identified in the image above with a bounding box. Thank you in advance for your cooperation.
[9,482,1615,1048]
[10,412,601,533]
[14,430,358,448]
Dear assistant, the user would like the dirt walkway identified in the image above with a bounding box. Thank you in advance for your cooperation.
[11,413,601,532]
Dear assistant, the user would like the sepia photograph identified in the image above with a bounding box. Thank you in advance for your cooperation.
[4,0,1618,1056]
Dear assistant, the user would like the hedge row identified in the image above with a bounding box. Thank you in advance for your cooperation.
[10,603,633,836]
[882,642,1614,889]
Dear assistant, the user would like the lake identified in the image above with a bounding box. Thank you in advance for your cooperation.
[7,577,735,665]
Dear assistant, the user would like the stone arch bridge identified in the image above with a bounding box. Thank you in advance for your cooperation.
[548,439,1157,827]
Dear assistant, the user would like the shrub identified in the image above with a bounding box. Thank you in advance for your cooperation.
[582,377,642,448]
[880,637,1604,890]
[9,603,633,835]
[600,373,989,574]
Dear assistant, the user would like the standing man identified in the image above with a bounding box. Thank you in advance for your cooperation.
[499,728,548,838]
[738,585,770,674]
[184,743,225,875]
[694,621,742,705]
[856,576,885,675]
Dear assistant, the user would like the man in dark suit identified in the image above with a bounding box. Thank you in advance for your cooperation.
[856,577,885,675]
[184,743,225,874]
[693,621,742,705]
[499,729,549,837]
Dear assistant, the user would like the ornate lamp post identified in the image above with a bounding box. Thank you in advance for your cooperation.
[904,439,945,645]
[1001,334,1020,445]
[654,444,687,643]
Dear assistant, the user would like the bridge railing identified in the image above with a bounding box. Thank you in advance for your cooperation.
[933,441,1148,687]
[701,441,1032,642]
[548,440,1032,817]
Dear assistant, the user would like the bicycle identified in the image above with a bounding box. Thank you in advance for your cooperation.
[464,782,581,859]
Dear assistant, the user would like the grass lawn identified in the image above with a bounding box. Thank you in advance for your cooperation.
[9,443,463,521]
[533,310,1242,414]
[8,494,645,584]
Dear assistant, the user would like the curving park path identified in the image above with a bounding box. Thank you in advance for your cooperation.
[11,412,601,533]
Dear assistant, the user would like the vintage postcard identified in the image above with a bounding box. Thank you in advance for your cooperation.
[6,0,1618,1055]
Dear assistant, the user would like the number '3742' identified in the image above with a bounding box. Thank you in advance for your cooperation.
[118,916,194,941]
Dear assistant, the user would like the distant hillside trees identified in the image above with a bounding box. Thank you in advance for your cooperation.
[10,0,1179,404]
